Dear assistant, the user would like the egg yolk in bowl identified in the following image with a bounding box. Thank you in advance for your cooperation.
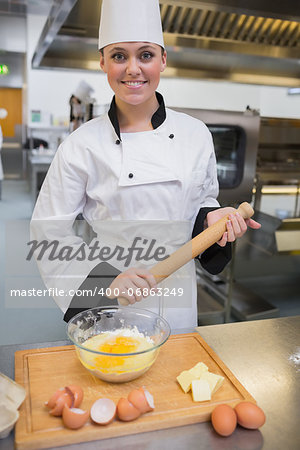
[76,329,156,381]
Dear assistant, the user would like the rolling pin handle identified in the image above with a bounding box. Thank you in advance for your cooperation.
[118,297,130,306]
[236,202,254,219]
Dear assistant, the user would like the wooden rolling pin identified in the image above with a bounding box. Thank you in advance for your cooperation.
[119,202,254,306]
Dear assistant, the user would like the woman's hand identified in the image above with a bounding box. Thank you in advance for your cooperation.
[206,207,261,247]
[106,267,157,304]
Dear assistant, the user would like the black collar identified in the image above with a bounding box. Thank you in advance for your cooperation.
[108,91,166,141]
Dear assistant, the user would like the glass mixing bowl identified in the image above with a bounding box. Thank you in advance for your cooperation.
[67,306,171,383]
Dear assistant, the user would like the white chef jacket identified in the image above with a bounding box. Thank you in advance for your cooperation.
[31,93,220,329]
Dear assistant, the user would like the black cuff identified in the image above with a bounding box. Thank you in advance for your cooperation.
[192,207,232,275]
[63,262,120,322]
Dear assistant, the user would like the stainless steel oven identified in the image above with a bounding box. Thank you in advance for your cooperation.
[172,107,261,206]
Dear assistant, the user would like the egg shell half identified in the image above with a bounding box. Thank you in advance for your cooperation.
[65,385,83,408]
[62,405,89,429]
[49,392,72,416]
[211,404,237,437]
[127,388,154,413]
[90,398,116,425]
[117,398,141,422]
[235,402,266,429]
[45,387,66,410]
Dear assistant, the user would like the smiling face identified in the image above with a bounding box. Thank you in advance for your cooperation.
[100,42,167,107]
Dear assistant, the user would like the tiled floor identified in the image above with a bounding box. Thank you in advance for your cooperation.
[1,179,299,346]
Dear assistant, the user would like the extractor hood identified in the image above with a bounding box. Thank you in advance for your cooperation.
[32,0,300,87]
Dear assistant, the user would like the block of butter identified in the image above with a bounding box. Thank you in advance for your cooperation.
[191,379,211,402]
[177,361,224,401]
[176,362,208,393]
[200,371,224,395]
[189,362,208,379]
[176,370,195,393]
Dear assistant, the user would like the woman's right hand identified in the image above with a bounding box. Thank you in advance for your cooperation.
[106,267,157,304]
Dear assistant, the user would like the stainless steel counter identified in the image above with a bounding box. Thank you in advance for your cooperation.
[0,316,299,450]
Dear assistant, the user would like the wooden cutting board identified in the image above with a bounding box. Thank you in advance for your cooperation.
[15,333,255,450]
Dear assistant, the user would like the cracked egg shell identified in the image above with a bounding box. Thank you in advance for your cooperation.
[90,398,116,425]
[65,385,83,408]
[62,404,89,429]
[45,387,66,410]
[49,392,72,416]
[127,387,154,413]
[46,385,84,416]
[117,398,141,422]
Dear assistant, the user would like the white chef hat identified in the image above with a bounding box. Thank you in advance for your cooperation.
[73,80,94,103]
[98,0,164,50]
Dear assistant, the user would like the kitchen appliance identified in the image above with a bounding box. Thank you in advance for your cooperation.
[195,115,300,324]
[254,116,300,216]
[173,107,261,206]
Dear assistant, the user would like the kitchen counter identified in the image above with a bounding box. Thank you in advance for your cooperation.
[0,316,299,450]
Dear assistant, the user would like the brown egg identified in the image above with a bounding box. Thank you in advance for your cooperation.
[62,404,89,429]
[127,387,154,414]
[49,391,73,416]
[65,385,84,408]
[117,398,141,422]
[90,398,116,425]
[234,402,266,429]
[211,404,237,437]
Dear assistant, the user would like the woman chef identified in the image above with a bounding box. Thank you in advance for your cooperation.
[30,0,260,329]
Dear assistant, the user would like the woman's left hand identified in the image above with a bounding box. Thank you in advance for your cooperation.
[206,207,261,247]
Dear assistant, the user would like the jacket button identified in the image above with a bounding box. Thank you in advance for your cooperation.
[169,134,174,139]
[115,139,121,145]
[128,173,134,179]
